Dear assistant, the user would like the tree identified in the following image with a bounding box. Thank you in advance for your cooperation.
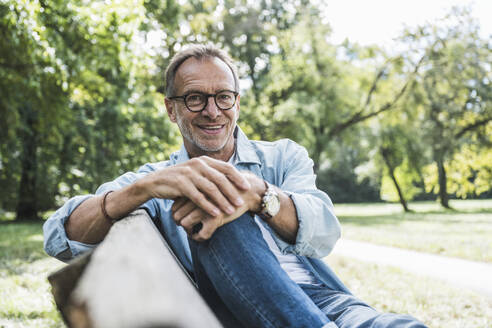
[0,0,178,220]
[403,8,492,208]
[379,129,411,212]
[245,10,423,174]
[0,0,74,220]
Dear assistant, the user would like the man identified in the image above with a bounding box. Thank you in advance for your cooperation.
[44,44,426,328]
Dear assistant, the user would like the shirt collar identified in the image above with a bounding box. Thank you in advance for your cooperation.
[171,125,261,166]
[174,143,190,165]
[234,126,261,165]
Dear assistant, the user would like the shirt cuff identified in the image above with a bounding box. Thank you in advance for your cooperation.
[269,191,316,257]
[268,190,340,259]
[43,195,98,262]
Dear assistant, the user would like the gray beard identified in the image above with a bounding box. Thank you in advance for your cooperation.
[176,115,230,153]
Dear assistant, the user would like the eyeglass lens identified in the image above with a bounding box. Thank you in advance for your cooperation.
[185,91,236,111]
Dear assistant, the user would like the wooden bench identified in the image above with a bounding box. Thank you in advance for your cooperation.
[48,209,223,328]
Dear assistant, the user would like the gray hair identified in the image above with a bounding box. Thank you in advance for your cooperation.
[164,44,240,97]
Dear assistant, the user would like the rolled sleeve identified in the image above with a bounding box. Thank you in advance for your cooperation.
[268,141,341,258]
[43,166,161,262]
[276,191,341,258]
[43,195,97,262]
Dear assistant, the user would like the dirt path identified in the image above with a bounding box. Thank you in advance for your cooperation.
[331,239,492,298]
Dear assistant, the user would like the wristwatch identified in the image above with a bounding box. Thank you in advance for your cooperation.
[257,181,280,220]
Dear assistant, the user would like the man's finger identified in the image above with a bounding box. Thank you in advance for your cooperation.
[191,175,236,215]
[172,200,198,225]
[180,208,206,232]
[199,157,251,190]
[199,165,245,207]
[171,197,187,213]
[192,217,220,242]
[179,183,221,217]
[187,157,243,206]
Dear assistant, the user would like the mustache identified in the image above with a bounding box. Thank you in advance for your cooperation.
[192,119,228,125]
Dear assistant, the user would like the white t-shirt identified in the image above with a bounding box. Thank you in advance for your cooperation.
[228,152,318,285]
[254,217,318,284]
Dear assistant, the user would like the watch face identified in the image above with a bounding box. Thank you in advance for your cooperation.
[266,194,280,216]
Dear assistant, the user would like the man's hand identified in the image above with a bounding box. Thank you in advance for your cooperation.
[171,172,265,241]
[65,156,252,244]
[141,156,251,217]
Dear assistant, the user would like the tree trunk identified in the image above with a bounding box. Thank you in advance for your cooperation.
[15,104,40,221]
[436,157,451,209]
[312,138,323,174]
[312,152,320,174]
[415,167,430,198]
[381,148,410,212]
[388,167,410,212]
[57,134,73,196]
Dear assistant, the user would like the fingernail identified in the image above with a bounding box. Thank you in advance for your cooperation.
[226,206,235,214]
[235,197,244,206]
[212,208,220,216]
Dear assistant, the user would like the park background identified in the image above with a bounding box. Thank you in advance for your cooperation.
[0,0,491,327]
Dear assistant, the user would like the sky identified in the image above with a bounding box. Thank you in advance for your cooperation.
[323,0,491,47]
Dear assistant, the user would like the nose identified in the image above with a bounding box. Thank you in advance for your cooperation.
[201,95,221,119]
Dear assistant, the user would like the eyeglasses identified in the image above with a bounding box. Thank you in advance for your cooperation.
[169,90,239,112]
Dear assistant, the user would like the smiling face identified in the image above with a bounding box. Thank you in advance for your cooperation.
[165,57,240,161]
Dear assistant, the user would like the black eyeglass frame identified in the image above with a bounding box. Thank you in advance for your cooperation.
[168,90,239,112]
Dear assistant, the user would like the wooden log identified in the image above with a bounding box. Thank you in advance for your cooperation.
[51,209,222,328]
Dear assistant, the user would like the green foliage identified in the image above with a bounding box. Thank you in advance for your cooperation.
[0,2,490,217]
[400,9,492,206]
[380,159,422,202]
[422,136,492,199]
[447,140,492,197]
[317,138,381,203]
[242,11,362,171]
[0,0,179,218]
[371,8,492,207]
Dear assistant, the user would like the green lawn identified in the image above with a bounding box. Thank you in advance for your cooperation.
[325,255,492,328]
[0,221,65,327]
[1,201,491,327]
[334,199,492,262]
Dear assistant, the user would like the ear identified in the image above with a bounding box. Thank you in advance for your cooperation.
[165,98,177,123]
[235,94,241,120]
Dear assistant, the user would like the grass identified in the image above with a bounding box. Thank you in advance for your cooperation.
[0,221,65,328]
[334,199,492,262]
[325,254,492,328]
[1,200,491,327]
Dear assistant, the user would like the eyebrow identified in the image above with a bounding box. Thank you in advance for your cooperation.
[181,88,235,95]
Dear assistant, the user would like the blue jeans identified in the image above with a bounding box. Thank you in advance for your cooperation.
[189,213,427,328]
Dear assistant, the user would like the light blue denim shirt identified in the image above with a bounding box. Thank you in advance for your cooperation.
[43,126,348,292]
